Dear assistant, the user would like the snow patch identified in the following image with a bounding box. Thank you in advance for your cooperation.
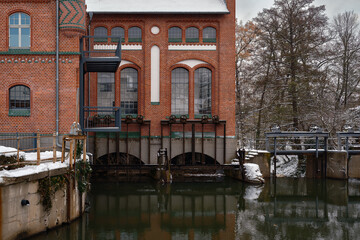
[243,185,263,200]
[244,163,264,183]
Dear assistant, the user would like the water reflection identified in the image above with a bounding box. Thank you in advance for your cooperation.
[30,178,360,240]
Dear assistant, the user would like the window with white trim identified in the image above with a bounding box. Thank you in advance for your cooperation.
[9,13,30,48]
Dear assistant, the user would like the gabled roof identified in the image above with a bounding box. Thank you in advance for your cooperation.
[85,0,229,14]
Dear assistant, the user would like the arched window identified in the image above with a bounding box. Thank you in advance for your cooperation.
[185,27,199,43]
[203,27,216,43]
[195,68,212,115]
[111,27,125,42]
[128,27,142,43]
[9,85,30,116]
[9,13,30,48]
[168,27,182,42]
[171,68,189,115]
[121,68,138,114]
[94,27,107,42]
[97,72,115,107]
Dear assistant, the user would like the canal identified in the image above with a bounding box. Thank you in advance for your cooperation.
[29,178,360,240]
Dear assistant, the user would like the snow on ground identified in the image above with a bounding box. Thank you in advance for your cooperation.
[270,155,305,177]
[0,161,68,182]
[0,146,62,161]
[244,163,264,183]
[0,145,69,183]
[0,146,26,158]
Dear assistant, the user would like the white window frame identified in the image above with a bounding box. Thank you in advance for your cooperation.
[9,13,31,49]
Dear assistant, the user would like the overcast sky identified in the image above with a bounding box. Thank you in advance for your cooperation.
[236,0,360,22]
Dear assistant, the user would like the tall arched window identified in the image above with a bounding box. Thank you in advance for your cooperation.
[121,68,138,114]
[194,68,212,115]
[168,27,182,42]
[9,85,30,116]
[203,27,216,43]
[111,27,125,42]
[94,27,107,42]
[171,68,189,115]
[9,13,30,48]
[97,72,115,107]
[128,27,142,43]
[185,27,199,43]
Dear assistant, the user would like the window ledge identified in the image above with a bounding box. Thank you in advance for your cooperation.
[194,114,212,119]
[121,114,138,119]
[9,109,30,117]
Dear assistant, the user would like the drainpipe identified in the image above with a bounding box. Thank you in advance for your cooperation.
[56,0,61,148]
[88,12,93,107]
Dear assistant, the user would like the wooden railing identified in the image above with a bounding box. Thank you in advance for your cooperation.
[0,131,87,169]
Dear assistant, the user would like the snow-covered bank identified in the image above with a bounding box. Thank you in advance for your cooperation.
[271,155,305,177]
[0,145,67,183]
[244,163,265,183]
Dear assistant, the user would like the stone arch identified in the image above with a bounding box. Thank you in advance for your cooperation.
[96,152,145,165]
[170,152,219,165]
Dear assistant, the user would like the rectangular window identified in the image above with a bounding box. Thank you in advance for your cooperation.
[171,68,189,115]
[9,28,19,47]
[21,28,30,47]
[97,72,115,107]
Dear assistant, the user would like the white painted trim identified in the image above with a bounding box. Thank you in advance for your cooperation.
[94,44,142,51]
[151,45,160,103]
[120,60,134,66]
[177,59,209,68]
[168,45,216,51]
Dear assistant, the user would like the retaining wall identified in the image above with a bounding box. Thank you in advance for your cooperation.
[0,168,85,240]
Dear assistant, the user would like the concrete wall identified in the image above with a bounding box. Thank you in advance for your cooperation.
[326,151,348,179]
[244,152,271,178]
[348,155,360,179]
[91,137,236,165]
[0,168,85,240]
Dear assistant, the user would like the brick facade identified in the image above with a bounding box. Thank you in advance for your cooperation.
[0,0,236,163]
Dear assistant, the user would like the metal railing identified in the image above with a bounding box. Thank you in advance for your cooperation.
[83,106,121,131]
[80,35,121,59]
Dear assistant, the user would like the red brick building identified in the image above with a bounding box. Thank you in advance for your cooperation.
[0,0,236,164]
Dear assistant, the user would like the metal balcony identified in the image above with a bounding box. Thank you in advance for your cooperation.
[79,36,122,132]
[80,35,121,73]
[82,107,121,132]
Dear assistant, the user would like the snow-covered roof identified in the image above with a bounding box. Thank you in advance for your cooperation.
[86,0,229,14]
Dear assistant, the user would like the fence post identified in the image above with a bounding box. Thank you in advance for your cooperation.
[37,130,40,165]
[69,140,73,170]
[83,136,87,162]
[53,132,57,163]
[61,137,66,163]
[17,136,20,164]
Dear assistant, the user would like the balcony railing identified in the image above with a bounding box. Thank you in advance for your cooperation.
[83,107,121,132]
[80,35,121,73]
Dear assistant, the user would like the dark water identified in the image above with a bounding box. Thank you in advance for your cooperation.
[30,178,360,240]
